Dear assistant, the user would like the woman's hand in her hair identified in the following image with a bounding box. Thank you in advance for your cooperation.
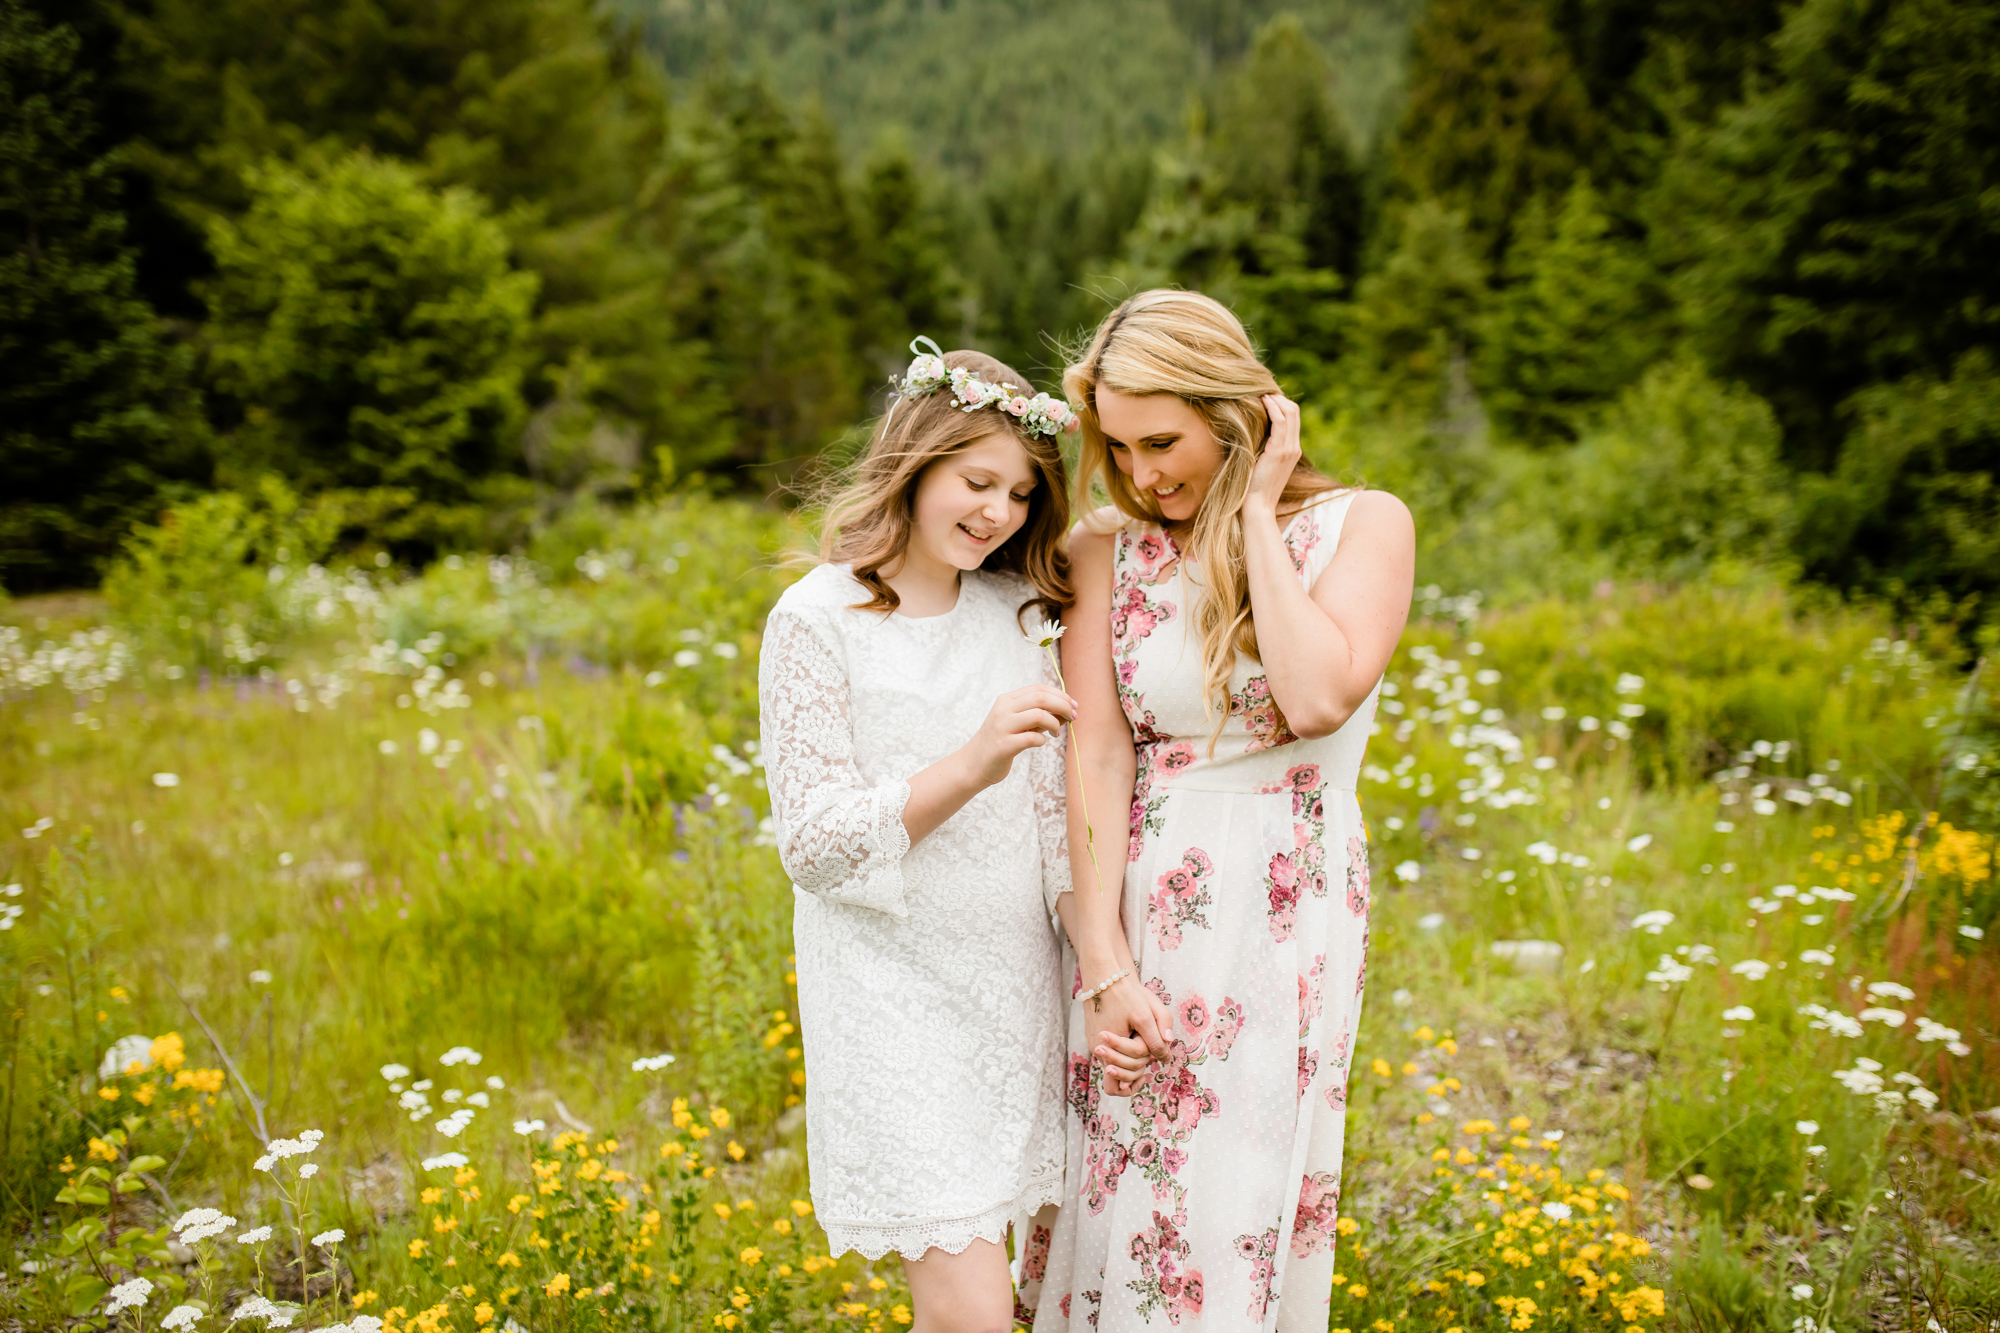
[1246,392,1303,522]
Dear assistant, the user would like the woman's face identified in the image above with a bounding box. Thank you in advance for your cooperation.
[1095,388,1226,524]
[906,431,1038,574]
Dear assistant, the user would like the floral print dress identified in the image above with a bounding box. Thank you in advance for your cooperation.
[1027,491,1380,1333]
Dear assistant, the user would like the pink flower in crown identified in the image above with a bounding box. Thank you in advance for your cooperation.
[1177,993,1213,1046]
[1004,395,1031,416]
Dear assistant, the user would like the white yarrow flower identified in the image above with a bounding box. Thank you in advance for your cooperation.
[1631,910,1675,934]
[1791,1283,1813,1300]
[631,1053,676,1072]
[380,1063,411,1081]
[1795,1120,1819,1136]
[163,1305,204,1329]
[312,1229,345,1247]
[438,1046,482,1066]
[297,1162,319,1178]
[237,1225,273,1244]
[513,1119,546,1136]
[421,1152,470,1171]
[1722,1005,1755,1022]
[1729,959,1771,980]
[105,1277,154,1315]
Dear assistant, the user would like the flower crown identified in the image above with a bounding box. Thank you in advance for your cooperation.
[891,336,1079,437]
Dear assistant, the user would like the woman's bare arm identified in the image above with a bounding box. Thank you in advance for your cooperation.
[1053,521,1174,1092]
[1238,395,1414,738]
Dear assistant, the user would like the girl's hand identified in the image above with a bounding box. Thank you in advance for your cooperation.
[1246,392,1303,521]
[1087,975,1175,1098]
[960,685,1076,789]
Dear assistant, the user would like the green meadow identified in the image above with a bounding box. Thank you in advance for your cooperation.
[2,494,1995,1333]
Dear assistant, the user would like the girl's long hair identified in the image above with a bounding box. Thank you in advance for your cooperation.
[1065,290,1343,744]
[817,348,1071,626]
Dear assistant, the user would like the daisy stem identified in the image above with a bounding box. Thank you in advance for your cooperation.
[1043,645,1109,897]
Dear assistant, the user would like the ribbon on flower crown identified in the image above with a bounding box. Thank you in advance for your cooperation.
[883,335,1080,437]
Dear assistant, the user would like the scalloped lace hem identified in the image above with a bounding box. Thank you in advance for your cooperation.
[820,1173,1064,1262]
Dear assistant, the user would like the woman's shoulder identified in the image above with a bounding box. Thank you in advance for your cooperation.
[769,563,865,621]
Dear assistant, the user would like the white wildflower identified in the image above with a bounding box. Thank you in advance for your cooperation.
[1791,1284,1813,1300]
[163,1306,204,1329]
[631,1053,677,1072]
[1858,1007,1907,1027]
[1962,925,1985,940]
[237,1226,273,1244]
[1866,981,1916,1001]
[1722,1006,1755,1022]
[1914,1017,1961,1044]
[1540,1201,1572,1221]
[297,1162,318,1178]
[248,970,273,985]
[1729,959,1771,980]
[312,1229,345,1247]
[172,1207,239,1244]
[1795,1120,1818,1135]
[1645,955,1694,986]
[438,1046,482,1066]
[105,1277,154,1315]
[1800,949,1836,966]
[1908,1087,1939,1111]
[421,1152,470,1171]
[1417,912,1446,930]
[152,773,181,788]
[1631,910,1675,934]
[1625,833,1652,852]
[380,1064,411,1081]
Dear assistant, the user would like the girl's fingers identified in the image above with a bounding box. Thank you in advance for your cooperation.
[1095,1043,1149,1074]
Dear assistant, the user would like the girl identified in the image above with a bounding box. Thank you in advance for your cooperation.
[1033,291,1415,1331]
[758,340,1081,1331]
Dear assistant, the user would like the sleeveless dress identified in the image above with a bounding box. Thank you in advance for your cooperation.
[758,564,1070,1260]
[1027,491,1381,1333]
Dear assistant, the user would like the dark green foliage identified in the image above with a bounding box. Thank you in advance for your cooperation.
[203,153,539,520]
[1479,175,1672,443]
[0,0,205,592]
[1387,0,1597,264]
[1662,0,2000,467]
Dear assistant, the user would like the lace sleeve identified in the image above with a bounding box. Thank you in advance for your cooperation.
[757,606,913,916]
[1029,642,1071,920]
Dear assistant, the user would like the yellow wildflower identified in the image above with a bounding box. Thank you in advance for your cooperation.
[408,1239,427,1258]
[472,1304,494,1326]
[710,1107,732,1129]
[740,1247,763,1266]
[543,1275,570,1297]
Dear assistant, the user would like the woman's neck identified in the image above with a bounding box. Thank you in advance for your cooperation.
[880,544,963,618]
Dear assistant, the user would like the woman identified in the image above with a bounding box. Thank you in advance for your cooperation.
[1030,291,1414,1331]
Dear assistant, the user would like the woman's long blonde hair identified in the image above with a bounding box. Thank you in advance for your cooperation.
[1065,290,1342,742]
[817,348,1071,625]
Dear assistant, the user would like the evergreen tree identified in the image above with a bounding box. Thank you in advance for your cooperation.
[203,152,539,528]
[1387,0,1596,265]
[1479,174,1670,443]
[0,0,204,591]
[1654,0,2000,601]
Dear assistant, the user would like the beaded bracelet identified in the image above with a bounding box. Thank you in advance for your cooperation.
[1078,967,1130,1011]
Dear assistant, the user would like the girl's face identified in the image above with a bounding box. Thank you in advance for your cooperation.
[907,431,1038,574]
[1096,387,1226,524]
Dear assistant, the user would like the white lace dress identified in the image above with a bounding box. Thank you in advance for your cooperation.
[758,563,1070,1261]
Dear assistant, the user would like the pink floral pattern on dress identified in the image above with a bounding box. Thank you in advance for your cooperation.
[1346,834,1370,916]
[1290,1171,1341,1258]
[1039,495,1378,1332]
[1233,1227,1279,1322]
[1148,848,1215,950]
[1128,1212,1202,1324]
[1229,675,1297,752]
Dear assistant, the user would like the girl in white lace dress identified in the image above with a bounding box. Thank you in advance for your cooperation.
[1025,292,1415,1332]
[758,342,1082,1328]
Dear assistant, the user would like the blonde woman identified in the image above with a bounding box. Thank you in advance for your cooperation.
[760,341,1084,1330]
[1030,292,1414,1331]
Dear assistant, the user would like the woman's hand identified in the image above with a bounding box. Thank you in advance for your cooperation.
[1085,974,1176,1098]
[1245,392,1303,521]
[960,684,1076,789]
